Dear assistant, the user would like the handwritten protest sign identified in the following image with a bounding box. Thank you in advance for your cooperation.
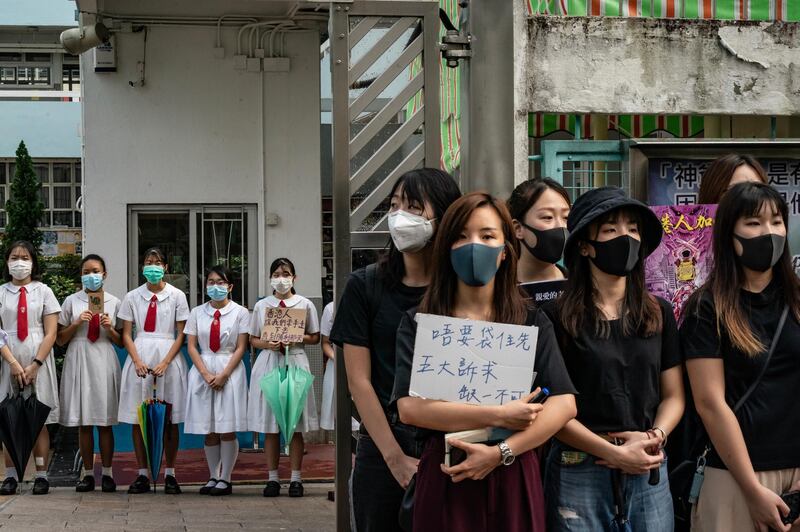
[409,313,538,406]
[88,291,104,315]
[261,307,306,344]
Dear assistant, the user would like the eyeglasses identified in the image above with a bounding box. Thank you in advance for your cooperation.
[206,281,229,287]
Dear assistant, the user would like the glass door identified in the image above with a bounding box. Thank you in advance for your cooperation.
[129,205,257,308]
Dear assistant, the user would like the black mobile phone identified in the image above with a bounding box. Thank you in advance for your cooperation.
[780,490,800,526]
[449,446,467,467]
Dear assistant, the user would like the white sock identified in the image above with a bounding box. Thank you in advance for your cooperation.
[6,467,17,481]
[219,439,239,483]
[268,470,279,483]
[204,444,221,479]
[35,471,47,479]
[291,470,302,483]
[137,468,148,477]
[82,468,94,479]
[102,466,112,478]
[204,479,217,488]
[164,467,175,478]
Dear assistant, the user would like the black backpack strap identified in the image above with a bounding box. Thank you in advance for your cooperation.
[733,304,789,412]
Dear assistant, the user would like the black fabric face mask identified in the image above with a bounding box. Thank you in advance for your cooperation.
[520,224,568,264]
[734,233,785,272]
[588,235,641,277]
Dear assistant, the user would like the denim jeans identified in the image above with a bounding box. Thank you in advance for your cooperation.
[351,422,424,532]
[544,440,674,532]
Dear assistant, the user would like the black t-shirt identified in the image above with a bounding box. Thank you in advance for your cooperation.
[391,307,577,427]
[680,280,800,471]
[542,297,681,433]
[329,266,426,411]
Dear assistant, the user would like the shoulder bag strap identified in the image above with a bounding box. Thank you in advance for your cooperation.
[733,304,789,412]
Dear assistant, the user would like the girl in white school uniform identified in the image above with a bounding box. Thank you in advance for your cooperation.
[319,301,359,433]
[117,247,190,495]
[184,266,250,496]
[0,241,61,496]
[57,254,123,493]
[248,258,320,498]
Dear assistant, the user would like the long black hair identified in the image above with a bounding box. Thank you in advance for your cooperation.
[558,207,663,339]
[507,177,571,221]
[378,168,461,288]
[687,182,800,356]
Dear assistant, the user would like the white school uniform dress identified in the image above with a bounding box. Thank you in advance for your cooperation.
[58,290,122,427]
[0,281,61,424]
[247,294,320,434]
[319,302,336,430]
[319,303,359,432]
[184,301,250,435]
[117,283,190,424]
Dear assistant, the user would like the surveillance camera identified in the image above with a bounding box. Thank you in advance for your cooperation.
[60,23,110,55]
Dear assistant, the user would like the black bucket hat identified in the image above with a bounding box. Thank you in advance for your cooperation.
[564,186,662,267]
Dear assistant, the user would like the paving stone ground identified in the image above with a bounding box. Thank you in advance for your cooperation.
[0,482,336,531]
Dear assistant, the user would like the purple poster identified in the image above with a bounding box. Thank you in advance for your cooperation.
[645,204,717,322]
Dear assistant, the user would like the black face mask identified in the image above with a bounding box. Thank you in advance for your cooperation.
[588,235,641,277]
[520,224,568,264]
[734,233,785,272]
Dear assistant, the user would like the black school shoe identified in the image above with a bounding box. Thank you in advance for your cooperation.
[209,480,232,496]
[262,481,280,497]
[76,475,95,492]
[101,475,116,493]
[163,475,182,494]
[0,477,17,495]
[32,477,49,495]
[127,475,151,494]
[199,478,217,495]
[288,481,304,498]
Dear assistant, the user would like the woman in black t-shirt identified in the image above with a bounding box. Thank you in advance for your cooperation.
[393,192,577,532]
[329,168,460,532]
[542,187,684,531]
[681,182,800,532]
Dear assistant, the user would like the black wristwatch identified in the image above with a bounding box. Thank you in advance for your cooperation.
[33,358,43,367]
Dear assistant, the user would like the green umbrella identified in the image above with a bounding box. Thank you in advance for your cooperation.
[260,346,315,452]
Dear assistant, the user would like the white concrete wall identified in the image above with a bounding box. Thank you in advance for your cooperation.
[82,25,321,300]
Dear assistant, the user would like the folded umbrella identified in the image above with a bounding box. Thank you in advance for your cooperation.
[260,346,314,453]
[0,384,51,485]
[138,376,168,492]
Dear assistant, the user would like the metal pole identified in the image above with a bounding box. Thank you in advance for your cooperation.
[330,5,353,531]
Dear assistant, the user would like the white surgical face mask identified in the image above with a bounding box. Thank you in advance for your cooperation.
[388,210,434,253]
[270,277,293,295]
[8,260,32,281]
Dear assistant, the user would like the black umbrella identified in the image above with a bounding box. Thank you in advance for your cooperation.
[0,387,51,482]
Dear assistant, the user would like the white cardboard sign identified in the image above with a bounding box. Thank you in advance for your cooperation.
[409,313,538,405]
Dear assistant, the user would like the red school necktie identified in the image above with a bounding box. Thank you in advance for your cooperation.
[279,300,286,308]
[210,310,221,352]
[17,287,28,341]
[87,313,100,342]
[144,295,157,332]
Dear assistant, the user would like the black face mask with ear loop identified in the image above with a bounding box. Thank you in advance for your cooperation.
[587,235,641,277]
[734,233,786,272]
[520,224,568,265]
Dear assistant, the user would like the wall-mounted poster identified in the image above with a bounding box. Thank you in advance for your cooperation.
[644,204,716,322]
[648,158,800,276]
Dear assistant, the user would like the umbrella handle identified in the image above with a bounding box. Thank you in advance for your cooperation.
[152,375,158,400]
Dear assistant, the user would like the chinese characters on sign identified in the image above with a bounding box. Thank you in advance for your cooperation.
[409,313,539,406]
[645,205,716,322]
[261,307,307,344]
[520,279,566,304]
[88,291,104,315]
[649,158,800,277]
